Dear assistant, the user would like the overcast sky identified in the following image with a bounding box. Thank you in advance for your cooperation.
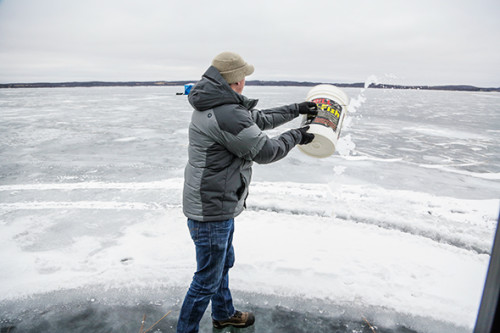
[0,0,499,86]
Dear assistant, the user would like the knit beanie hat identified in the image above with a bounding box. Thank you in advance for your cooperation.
[211,51,254,84]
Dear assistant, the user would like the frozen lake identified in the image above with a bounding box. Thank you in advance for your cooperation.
[0,85,499,332]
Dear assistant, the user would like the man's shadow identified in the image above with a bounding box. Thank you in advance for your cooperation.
[212,325,255,333]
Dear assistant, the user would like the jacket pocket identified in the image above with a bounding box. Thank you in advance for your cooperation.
[236,173,247,200]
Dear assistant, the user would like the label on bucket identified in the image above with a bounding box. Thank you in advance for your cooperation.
[307,98,343,133]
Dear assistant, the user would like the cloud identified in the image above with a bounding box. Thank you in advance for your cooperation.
[0,0,499,86]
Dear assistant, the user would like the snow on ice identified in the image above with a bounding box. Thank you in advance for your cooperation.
[0,84,499,332]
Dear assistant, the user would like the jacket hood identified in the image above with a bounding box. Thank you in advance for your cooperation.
[188,66,258,111]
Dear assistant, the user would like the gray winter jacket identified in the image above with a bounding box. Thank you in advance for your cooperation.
[182,66,305,222]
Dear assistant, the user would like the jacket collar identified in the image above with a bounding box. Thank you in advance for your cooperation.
[188,66,258,111]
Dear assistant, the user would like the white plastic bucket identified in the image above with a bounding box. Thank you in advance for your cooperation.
[298,84,349,158]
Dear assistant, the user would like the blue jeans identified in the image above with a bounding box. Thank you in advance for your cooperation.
[176,219,236,333]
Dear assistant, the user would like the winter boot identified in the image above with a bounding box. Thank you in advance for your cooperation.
[212,310,255,329]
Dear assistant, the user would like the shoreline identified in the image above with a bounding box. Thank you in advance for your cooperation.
[0,80,499,92]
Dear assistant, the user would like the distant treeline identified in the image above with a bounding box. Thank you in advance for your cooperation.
[0,80,499,92]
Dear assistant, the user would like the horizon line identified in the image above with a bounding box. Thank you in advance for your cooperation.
[0,80,499,92]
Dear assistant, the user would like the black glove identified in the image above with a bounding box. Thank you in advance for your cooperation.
[298,101,318,116]
[297,126,315,145]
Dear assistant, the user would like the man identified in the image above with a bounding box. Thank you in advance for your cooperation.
[177,51,318,333]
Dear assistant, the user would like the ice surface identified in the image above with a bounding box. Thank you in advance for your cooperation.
[0,86,499,332]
